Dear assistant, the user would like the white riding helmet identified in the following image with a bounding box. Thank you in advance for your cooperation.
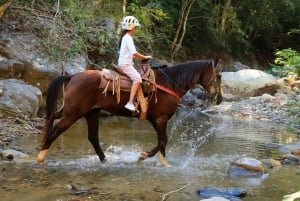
[121,16,141,30]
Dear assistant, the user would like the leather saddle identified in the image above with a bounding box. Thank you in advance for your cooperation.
[98,62,156,104]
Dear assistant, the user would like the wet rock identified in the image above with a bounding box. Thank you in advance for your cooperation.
[200,197,230,201]
[190,88,203,96]
[282,190,300,201]
[180,87,211,109]
[198,187,246,201]
[66,184,96,196]
[291,149,300,156]
[261,158,281,169]
[222,93,238,101]
[181,91,196,105]
[281,154,300,165]
[0,148,28,161]
[229,158,266,177]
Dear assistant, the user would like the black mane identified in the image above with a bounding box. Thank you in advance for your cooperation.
[162,60,212,89]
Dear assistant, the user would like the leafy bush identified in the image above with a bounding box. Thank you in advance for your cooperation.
[12,0,120,67]
[127,1,171,56]
[268,48,300,78]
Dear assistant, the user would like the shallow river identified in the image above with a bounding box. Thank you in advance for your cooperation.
[1,108,300,201]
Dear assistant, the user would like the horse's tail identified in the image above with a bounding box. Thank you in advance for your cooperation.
[42,75,72,145]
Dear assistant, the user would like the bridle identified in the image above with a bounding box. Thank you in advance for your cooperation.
[206,60,222,104]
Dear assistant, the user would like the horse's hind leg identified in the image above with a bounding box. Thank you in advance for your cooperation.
[84,108,106,163]
[37,115,80,164]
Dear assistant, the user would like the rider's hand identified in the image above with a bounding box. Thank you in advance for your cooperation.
[145,55,152,60]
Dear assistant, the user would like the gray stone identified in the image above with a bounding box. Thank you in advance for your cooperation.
[0,79,42,117]
[222,69,279,98]
[0,148,28,160]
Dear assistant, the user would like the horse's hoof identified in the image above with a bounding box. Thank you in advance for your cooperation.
[159,153,170,167]
[37,149,48,164]
[138,152,149,161]
[37,161,45,165]
[101,158,107,163]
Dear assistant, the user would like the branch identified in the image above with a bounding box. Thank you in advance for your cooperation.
[161,183,190,201]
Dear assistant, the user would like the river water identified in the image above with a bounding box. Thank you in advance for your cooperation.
[0,108,299,201]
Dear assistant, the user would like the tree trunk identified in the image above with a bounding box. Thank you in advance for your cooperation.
[171,0,195,61]
[123,0,126,16]
[221,0,232,32]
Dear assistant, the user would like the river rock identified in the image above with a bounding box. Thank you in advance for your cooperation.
[282,191,300,201]
[222,93,238,101]
[0,148,28,161]
[291,149,300,156]
[261,158,281,169]
[281,154,300,165]
[180,87,211,108]
[197,187,246,201]
[0,79,42,117]
[228,158,266,177]
[222,69,279,98]
[200,197,230,201]
[181,91,196,105]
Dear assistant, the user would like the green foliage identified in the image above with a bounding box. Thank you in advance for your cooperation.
[127,1,172,55]
[11,0,300,64]
[269,49,300,77]
[19,0,120,65]
[286,93,300,134]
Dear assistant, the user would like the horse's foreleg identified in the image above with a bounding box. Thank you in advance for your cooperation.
[37,116,79,164]
[84,109,106,163]
[139,118,169,166]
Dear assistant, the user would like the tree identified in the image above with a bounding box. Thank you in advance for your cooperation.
[170,0,195,61]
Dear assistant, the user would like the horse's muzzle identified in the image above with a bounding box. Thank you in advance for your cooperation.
[211,94,223,105]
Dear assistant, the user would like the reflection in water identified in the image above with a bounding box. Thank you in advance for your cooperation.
[0,108,299,201]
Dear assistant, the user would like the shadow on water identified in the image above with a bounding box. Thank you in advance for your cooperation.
[0,107,300,201]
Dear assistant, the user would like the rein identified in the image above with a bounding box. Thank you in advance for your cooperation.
[206,60,217,87]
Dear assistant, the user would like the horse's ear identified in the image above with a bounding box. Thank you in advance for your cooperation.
[213,55,222,71]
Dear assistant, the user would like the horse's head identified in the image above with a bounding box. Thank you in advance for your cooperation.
[202,57,223,105]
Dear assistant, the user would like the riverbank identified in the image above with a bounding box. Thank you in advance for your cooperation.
[0,117,43,148]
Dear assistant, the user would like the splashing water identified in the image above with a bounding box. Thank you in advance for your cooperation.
[5,108,299,201]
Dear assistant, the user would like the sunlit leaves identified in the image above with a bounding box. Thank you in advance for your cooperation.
[269,48,300,77]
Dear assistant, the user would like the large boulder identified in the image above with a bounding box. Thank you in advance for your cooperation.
[0,32,87,94]
[222,69,279,98]
[0,79,42,117]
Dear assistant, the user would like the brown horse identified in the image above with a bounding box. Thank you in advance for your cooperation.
[37,58,222,166]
